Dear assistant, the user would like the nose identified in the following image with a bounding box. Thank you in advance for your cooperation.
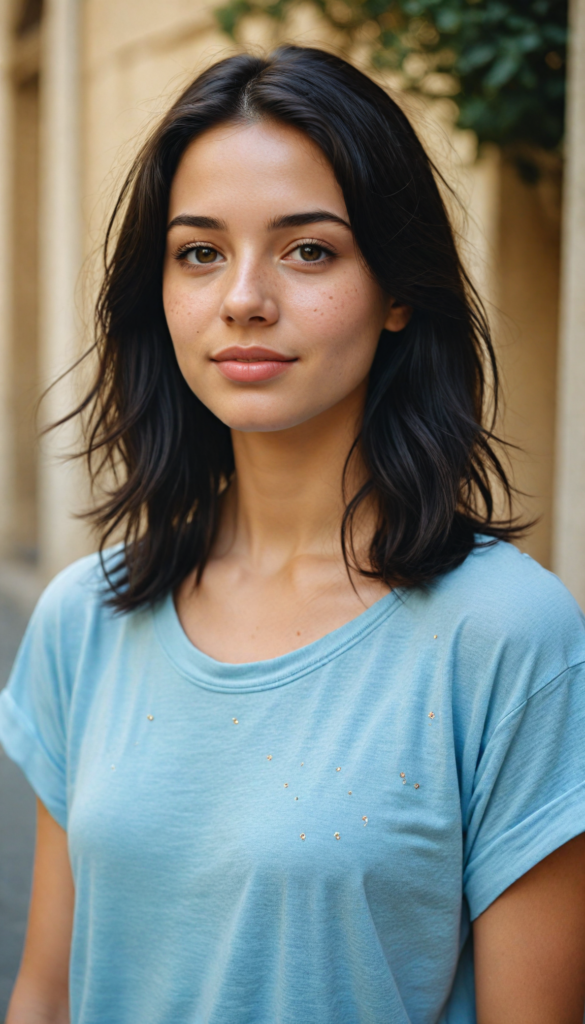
[219,258,279,327]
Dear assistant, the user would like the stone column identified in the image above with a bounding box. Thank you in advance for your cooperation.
[37,0,92,582]
[553,0,585,605]
[0,0,13,555]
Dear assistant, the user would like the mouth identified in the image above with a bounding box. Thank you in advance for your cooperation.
[211,345,298,383]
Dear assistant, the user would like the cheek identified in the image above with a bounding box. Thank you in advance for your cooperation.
[291,277,383,372]
[162,272,214,345]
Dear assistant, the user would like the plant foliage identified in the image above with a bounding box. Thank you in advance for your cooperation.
[215,0,567,149]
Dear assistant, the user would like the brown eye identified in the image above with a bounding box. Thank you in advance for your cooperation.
[299,244,323,262]
[185,246,219,264]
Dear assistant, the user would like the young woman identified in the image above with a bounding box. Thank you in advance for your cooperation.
[1,45,585,1024]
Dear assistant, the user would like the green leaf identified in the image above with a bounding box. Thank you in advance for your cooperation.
[516,32,543,52]
[434,8,461,32]
[403,0,425,15]
[482,3,511,26]
[457,43,497,71]
[483,52,521,88]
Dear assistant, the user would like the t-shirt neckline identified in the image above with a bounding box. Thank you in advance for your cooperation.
[153,586,403,693]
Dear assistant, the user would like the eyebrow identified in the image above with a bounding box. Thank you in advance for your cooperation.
[267,211,351,231]
[167,210,351,232]
[167,215,227,231]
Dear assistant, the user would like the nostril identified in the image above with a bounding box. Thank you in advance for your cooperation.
[250,316,266,322]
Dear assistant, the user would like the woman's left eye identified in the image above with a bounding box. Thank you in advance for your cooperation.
[288,244,332,263]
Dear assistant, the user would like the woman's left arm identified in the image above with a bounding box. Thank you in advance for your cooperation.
[473,832,585,1024]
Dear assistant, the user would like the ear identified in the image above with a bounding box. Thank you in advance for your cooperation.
[384,297,412,333]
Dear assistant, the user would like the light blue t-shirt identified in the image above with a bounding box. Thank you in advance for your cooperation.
[1,540,585,1024]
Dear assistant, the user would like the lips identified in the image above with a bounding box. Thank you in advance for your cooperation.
[212,345,297,383]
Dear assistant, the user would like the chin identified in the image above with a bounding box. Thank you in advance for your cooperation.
[213,399,321,434]
[219,413,307,433]
[202,385,345,434]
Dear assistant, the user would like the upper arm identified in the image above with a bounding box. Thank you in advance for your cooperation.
[473,832,585,1024]
[6,799,74,1024]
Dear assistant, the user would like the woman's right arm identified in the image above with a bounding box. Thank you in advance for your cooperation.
[6,799,74,1024]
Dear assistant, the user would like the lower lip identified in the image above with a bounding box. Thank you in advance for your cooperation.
[214,360,296,382]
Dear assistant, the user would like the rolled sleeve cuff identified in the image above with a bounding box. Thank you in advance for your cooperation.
[0,689,67,830]
[464,778,585,920]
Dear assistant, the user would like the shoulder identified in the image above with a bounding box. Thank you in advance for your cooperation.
[440,539,583,658]
[406,539,585,717]
[7,547,144,712]
[30,548,126,651]
[40,547,113,598]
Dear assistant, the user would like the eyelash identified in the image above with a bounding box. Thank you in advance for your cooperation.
[173,242,217,263]
[287,239,338,263]
[173,238,338,265]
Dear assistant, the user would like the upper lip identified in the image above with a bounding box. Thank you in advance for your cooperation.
[212,345,297,362]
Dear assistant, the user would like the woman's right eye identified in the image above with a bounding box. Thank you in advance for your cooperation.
[181,246,221,265]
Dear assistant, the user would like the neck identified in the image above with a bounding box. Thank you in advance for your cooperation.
[218,383,370,572]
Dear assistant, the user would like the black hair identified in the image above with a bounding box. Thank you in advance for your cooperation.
[67,44,524,610]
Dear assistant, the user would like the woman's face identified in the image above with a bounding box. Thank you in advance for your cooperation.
[163,119,410,432]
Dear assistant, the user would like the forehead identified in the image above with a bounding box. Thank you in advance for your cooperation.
[168,119,347,219]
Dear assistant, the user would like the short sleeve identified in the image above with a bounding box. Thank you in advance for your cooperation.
[0,563,90,830]
[463,662,585,919]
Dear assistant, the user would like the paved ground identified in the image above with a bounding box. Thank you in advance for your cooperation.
[0,592,35,1018]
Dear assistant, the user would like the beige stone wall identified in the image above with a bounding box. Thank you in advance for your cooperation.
[0,2,42,563]
[438,146,561,568]
[553,0,585,605]
[10,66,40,556]
[81,0,231,260]
[0,0,14,557]
[494,154,562,568]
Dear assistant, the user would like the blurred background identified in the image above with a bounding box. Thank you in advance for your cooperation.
[0,0,584,1013]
